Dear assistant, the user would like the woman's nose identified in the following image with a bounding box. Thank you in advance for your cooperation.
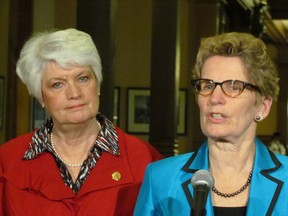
[67,83,81,99]
[209,85,225,104]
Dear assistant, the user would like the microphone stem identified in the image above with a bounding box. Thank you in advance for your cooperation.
[191,184,209,216]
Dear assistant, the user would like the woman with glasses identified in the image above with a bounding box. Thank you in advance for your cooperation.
[134,32,288,216]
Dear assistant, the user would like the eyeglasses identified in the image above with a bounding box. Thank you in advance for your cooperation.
[191,79,261,98]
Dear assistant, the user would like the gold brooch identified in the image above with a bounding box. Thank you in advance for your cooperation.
[112,171,121,181]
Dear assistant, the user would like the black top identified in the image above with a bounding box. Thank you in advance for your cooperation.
[214,206,246,216]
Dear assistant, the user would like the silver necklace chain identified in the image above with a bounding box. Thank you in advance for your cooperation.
[50,121,101,167]
[212,170,253,198]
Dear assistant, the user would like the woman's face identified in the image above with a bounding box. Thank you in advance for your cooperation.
[198,56,272,143]
[41,62,100,126]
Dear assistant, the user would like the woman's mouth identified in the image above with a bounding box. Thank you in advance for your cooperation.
[211,113,224,119]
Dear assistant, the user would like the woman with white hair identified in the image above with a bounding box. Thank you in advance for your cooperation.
[0,28,162,215]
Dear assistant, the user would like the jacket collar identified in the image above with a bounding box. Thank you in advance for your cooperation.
[181,138,283,215]
[246,138,283,215]
[24,114,120,161]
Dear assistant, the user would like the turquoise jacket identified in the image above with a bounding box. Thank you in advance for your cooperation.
[134,138,288,216]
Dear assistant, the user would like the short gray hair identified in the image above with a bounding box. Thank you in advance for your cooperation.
[16,28,102,102]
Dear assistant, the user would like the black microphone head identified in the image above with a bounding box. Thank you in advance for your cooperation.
[191,170,214,189]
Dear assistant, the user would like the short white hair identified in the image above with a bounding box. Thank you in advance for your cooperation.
[16,28,102,102]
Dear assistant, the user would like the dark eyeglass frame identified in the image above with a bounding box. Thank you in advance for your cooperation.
[191,79,261,98]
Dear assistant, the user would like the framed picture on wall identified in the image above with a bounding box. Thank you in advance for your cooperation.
[126,88,187,135]
[126,88,150,134]
[0,77,4,129]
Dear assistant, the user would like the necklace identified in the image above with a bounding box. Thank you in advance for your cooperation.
[212,170,253,198]
[50,121,101,167]
[50,132,83,167]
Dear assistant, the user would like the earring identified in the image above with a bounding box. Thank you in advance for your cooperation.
[41,104,45,108]
[255,116,261,121]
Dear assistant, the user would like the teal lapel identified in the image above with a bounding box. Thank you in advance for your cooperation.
[181,142,214,216]
[246,138,283,215]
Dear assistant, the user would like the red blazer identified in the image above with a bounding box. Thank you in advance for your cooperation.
[0,128,163,216]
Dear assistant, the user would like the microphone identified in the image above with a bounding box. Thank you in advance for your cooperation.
[191,170,214,216]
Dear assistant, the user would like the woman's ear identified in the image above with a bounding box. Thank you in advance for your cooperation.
[257,96,273,121]
[37,98,45,108]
